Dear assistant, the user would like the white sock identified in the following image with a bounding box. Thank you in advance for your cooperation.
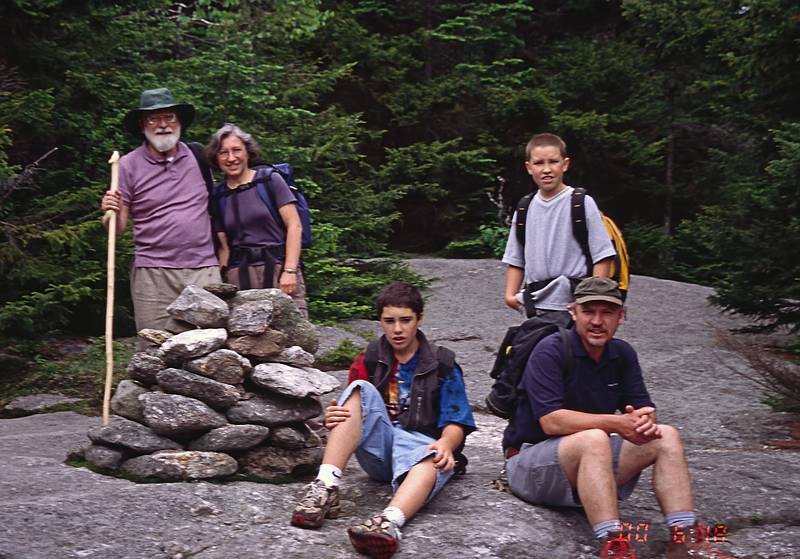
[382,506,406,528]
[665,511,696,528]
[593,519,622,540]
[316,464,342,488]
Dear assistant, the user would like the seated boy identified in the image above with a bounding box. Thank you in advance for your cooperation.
[290,281,476,558]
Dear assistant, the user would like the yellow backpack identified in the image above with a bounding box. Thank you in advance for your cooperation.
[598,212,629,297]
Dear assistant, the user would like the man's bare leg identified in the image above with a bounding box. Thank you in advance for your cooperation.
[616,425,693,514]
[558,429,620,526]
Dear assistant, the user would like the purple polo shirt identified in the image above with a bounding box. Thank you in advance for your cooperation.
[118,142,217,268]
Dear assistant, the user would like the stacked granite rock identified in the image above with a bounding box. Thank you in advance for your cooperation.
[78,285,340,482]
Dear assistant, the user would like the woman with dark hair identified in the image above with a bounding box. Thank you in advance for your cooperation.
[205,123,308,317]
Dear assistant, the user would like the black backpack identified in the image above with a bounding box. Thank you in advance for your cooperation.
[187,142,220,247]
[485,317,574,420]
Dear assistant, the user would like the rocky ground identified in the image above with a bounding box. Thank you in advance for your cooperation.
[0,258,798,559]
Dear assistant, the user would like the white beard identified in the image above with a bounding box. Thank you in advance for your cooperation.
[144,125,181,153]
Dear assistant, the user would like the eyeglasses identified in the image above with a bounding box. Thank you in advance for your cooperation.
[144,112,178,126]
[218,147,245,159]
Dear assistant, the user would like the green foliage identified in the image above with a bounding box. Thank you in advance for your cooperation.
[317,339,364,369]
[705,122,800,331]
[301,221,420,321]
[443,224,507,258]
[0,336,134,412]
[0,0,799,338]
[621,222,677,281]
[305,255,427,323]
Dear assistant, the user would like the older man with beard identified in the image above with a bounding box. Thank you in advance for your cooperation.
[101,88,220,334]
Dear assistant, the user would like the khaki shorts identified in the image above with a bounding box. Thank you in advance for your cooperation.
[507,433,641,508]
[226,264,308,319]
[130,266,221,334]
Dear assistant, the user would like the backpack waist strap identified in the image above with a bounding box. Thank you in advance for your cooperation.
[231,245,286,289]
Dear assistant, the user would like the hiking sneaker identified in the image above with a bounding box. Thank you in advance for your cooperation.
[290,480,340,529]
[600,531,637,559]
[666,523,738,558]
[347,513,402,558]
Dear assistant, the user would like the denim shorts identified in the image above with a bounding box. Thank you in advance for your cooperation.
[338,380,454,502]
[506,433,640,508]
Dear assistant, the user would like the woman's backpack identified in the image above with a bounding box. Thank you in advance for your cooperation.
[212,164,313,249]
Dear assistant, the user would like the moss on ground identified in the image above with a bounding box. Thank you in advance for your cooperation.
[0,336,135,417]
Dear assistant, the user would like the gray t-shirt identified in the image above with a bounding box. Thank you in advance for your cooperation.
[502,186,616,311]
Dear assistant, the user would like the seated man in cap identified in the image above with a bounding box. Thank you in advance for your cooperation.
[502,277,736,559]
[101,87,220,334]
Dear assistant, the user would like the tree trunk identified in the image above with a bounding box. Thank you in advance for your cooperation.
[664,135,674,235]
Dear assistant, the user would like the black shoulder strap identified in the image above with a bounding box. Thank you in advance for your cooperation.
[187,142,215,196]
[557,327,574,378]
[187,141,220,248]
[252,166,286,225]
[514,193,535,247]
[571,187,593,277]
[364,340,380,381]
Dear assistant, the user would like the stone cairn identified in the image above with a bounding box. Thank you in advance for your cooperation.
[73,284,341,482]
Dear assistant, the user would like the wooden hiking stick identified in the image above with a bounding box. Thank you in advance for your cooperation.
[102,151,120,425]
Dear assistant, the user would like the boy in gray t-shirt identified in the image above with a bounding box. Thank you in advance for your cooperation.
[502,133,616,319]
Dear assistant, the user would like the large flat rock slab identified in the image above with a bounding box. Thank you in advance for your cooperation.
[3,392,84,413]
[1,412,797,558]
[0,260,798,558]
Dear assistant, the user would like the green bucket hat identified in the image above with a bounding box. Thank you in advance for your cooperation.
[122,87,195,136]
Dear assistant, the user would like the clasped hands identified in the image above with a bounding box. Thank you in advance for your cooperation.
[620,404,661,445]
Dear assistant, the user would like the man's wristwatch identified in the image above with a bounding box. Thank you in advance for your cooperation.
[283,267,298,274]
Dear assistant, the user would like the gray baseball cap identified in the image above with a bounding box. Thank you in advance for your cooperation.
[573,277,623,306]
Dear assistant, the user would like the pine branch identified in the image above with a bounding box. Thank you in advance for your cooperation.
[0,147,59,205]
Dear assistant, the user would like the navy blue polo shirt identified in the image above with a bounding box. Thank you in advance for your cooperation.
[502,328,655,450]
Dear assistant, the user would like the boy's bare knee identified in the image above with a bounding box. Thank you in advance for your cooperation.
[341,386,363,408]
[412,456,439,481]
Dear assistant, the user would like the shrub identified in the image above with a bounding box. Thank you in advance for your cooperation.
[443,224,507,258]
[316,339,364,369]
[716,330,800,412]
[621,222,677,280]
